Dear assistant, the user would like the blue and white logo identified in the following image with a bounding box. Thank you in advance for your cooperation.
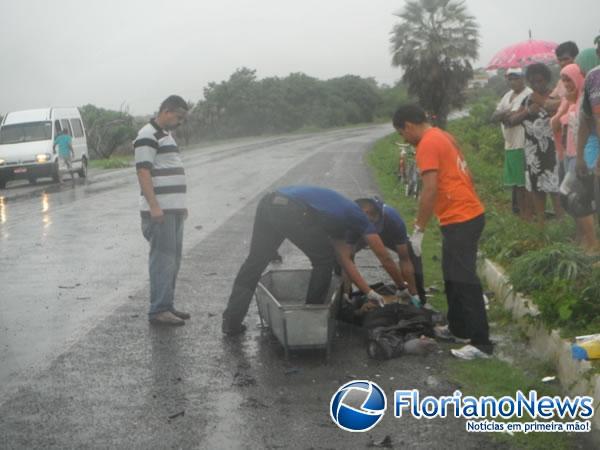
[330,380,387,432]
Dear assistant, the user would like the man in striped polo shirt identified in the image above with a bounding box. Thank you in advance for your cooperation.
[135,95,189,326]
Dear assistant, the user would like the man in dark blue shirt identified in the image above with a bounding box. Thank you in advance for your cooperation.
[222,186,409,335]
[354,197,426,306]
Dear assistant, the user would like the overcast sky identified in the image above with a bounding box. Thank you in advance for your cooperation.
[1,0,598,115]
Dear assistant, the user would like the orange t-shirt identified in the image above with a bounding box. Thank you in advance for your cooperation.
[416,127,484,226]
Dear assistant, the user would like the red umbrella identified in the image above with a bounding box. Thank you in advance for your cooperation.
[486,39,558,70]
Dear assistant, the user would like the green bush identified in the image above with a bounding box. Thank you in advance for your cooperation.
[531,267,600,335]
[448,96,504,167]
[79,104,137,159]
[480,209,549,263]
[89,156,131,170]
[509,244,594,294]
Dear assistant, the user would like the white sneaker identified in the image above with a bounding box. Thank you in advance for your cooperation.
[451,344,491,360]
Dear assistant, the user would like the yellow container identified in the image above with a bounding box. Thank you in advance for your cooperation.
[572,339,600,360]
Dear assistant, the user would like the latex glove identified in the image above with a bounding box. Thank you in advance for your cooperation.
[410,295,422,308]
[410,228,424,257]
[366,290,385,307]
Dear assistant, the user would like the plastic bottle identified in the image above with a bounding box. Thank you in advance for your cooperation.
[571,339,600,360]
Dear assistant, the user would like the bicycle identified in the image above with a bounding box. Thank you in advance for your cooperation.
[395,142,420,199]
[396,142,408,183]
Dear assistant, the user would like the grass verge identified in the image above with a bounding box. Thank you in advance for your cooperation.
[447,355,574,449]
[89,156,132,170]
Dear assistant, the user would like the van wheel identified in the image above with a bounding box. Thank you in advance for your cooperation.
[78,157,88,179]
[28,177,37,185]
[52,162,60,183]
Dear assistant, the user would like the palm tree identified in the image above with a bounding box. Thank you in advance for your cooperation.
[390,0,479,128]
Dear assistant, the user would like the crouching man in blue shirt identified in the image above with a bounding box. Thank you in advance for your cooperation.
[354,197,426,307]
[222,185,409,335]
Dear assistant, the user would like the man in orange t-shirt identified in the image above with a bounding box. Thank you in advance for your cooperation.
[392,104,492,359]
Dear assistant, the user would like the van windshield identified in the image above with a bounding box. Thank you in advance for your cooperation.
[0,121,53,145]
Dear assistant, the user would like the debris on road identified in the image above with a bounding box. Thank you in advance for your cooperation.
[368,435,393,448]
[241,397,268,409]
[232,372,256,387]
[195,225,203,230]
[542,376,556,383]
[167,411,185,420]
[58,283,81,289]
[425,375,440,387]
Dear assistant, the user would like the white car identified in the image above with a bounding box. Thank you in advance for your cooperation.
[0,107,89,188]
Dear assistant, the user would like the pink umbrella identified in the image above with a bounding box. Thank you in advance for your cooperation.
[486,39,558,70]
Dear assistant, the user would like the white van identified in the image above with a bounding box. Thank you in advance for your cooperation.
[0,107,89,188]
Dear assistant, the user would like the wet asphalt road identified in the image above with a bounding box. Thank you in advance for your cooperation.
[0,126,508,449]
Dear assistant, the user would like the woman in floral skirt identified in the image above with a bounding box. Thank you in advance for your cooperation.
[509,63,562,225]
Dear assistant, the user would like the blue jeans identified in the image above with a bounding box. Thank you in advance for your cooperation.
[141,213,184,318]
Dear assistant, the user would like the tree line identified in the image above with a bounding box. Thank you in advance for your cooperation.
[79,69,409,158]
[178,68,408,143]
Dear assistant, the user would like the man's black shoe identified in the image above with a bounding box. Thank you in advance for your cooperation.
[171,309,191,320]
[222,323,247,336]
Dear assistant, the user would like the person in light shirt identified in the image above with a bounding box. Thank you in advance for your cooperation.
[492,67,532,219]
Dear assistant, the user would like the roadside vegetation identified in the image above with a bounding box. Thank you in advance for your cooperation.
[80,69,410,168]
[88,155,132,170]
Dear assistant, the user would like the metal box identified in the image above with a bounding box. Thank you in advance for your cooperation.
[255,269,341,359]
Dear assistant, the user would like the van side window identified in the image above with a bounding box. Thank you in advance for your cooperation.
[70,119,84,138]
[60,119,72,136]
[55,120,62,135]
